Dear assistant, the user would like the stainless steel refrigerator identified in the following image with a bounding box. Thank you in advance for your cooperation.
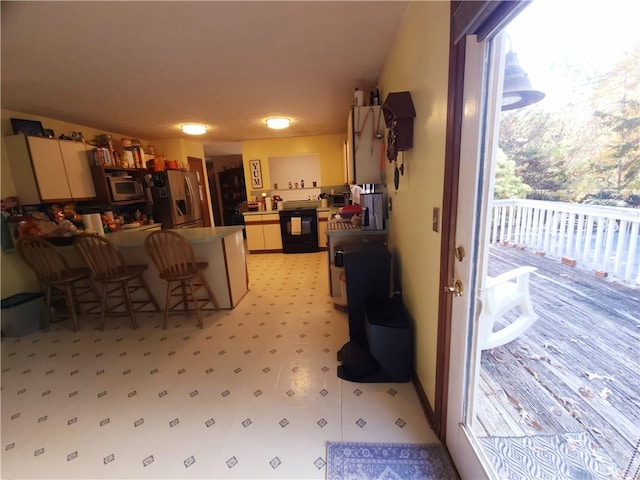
[150,170,203,228]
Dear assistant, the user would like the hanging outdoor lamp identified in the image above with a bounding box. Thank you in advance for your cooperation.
[501,50,545,111]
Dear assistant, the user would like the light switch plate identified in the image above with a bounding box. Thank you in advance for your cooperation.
[432,207,439,232]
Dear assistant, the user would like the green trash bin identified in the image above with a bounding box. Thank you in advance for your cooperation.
[1,292,45,337]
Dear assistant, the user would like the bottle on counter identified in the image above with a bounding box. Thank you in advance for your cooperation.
[354,87,364,107]
[370,84,381,106]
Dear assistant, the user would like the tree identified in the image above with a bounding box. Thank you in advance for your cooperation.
[499,108,571,192]
[589,45,640,194]
[493,149,532,199]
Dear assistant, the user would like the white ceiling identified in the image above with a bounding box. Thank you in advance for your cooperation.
[1,1,409,156]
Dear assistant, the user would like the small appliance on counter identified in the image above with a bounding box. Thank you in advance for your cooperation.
[106,174,145,203]
[330,193,349,207]
[360,192,384,230]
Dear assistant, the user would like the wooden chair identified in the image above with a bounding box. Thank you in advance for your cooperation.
[74,234,160,330]
[477,266,538,350]
[16,235,98,331]
[144,230,219,329]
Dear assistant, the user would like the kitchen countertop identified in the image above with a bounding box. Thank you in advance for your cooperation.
[325,227,388,237]
[243,210,280,216]
[107,225,245,247]
[243,207,339,215]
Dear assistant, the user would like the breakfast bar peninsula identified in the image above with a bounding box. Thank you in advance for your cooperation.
[104,226,247,309]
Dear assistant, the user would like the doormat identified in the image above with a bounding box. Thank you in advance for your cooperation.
[326,441,458,480]
[478,431,620,479]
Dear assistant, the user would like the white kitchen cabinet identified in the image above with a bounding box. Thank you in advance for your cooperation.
[346,105,385,185]
[57,139,96,200]
[263,214,283,250]
[5,135,96,204]
[243,213,282,252]
[245,219,265,251]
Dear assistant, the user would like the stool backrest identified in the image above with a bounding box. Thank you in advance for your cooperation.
[144,230,198,278]
[16,236,72,282]
[74,234,128,281]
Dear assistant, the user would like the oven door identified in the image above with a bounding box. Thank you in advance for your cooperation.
[279,209,319,253]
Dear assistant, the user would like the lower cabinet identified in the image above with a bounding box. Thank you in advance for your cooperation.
[244,213,282,252]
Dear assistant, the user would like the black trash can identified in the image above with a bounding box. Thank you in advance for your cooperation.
[365,299,413,382]
[1,292,45,337]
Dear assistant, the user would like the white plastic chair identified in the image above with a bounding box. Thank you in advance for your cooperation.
[477,266,538,350]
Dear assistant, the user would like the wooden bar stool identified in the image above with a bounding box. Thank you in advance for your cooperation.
[74,234,160,330]
[144,230,219,329]
[16,235,99,332]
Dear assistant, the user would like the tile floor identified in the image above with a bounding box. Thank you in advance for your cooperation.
[1,251,439,479]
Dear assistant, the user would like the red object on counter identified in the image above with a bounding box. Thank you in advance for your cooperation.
[340,205,363,214]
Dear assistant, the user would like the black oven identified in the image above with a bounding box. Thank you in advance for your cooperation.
[279,208,319,253]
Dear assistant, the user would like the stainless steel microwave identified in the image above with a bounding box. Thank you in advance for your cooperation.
[107,175,145,202]
[330,193,349,206]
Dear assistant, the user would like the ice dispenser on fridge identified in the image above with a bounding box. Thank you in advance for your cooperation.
[360,193,384,230]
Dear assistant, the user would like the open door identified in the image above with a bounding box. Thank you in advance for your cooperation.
[444,33,506,478]
[438,2,530,477]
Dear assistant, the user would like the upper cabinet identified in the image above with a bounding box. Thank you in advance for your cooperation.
[346,106,385,185]
[5,135,96,204]
[57,140,97,200]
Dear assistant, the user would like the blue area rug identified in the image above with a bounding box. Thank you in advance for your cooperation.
[478,431,620,479]
[326,442,458,480]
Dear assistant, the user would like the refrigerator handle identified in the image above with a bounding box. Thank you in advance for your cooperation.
[185,176,195,216]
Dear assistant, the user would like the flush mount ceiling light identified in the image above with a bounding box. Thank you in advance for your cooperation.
[181,124,207,135]
[266,117,290,129]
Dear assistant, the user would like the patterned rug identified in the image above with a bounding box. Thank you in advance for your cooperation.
[326,442,458,480]
[478,431,620,479]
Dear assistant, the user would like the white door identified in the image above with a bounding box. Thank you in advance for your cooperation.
[445,33,507,479]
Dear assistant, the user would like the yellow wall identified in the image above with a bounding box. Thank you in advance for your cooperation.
[241,134,346,194]
[377,1,450,405]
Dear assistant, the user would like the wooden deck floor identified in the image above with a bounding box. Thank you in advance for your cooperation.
[472,244,640,473]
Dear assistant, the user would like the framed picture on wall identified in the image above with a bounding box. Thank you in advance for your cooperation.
[249,159,263,189]
[10,118,45,137]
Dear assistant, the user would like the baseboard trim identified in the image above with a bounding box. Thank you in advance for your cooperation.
[412,372,438,434]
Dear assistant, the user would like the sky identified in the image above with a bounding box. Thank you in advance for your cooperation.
[505,0,640,111]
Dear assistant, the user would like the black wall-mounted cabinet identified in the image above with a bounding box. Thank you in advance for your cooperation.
[382,91,416,151]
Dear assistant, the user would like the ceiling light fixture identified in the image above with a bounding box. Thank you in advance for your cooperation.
[181,124,207,135]
[266,117,290,129]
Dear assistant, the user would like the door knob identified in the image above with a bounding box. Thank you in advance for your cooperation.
[444,279,464,297]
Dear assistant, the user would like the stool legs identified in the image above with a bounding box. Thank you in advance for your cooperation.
[199,274,219,310]
[139,276,161,312]
[97,276,160,331]
[121,281,139,330]
[161,276,219,329]
[162,280,173,330]
[64,284,81,332]
[42,283,82,332]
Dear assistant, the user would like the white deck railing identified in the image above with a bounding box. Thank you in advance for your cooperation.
[491,199,640,285]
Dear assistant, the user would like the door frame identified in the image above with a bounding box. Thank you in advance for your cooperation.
[434,0,531,440]
[187,156,212,227]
